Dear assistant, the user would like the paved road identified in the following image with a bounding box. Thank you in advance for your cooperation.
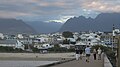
[51,54,103,67]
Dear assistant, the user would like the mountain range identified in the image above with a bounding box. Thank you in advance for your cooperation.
[25,21,63,33]
[0,18,63,34]
[0,18,36,34]
[0,13,120,34]
[59,13,120,32]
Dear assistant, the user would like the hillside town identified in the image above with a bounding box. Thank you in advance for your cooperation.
[0,28,119,53]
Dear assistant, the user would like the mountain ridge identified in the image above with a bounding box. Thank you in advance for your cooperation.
[59,13,120,32]
[0,18,36,34]
[25,21,63,33]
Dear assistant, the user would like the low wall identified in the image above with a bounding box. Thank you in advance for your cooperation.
[104,54,113,67]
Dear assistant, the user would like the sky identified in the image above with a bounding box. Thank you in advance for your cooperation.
[0,0,120,23]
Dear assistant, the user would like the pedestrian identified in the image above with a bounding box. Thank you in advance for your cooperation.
[97,47,102,60]
[93,49,97,60]
[85,46,91,62]
[75,47,80,60]
[79,48,83,59]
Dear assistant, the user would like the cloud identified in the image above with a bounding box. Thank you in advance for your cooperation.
[0,0,119,22]
[47,16,74,23]
[81,0,120,13]
[0,10,33,18]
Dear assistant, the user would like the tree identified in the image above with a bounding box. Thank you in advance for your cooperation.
[63,39,70,44]
[76,37,81,41]
[62,31,73,38]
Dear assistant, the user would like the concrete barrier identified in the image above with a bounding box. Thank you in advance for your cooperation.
[104,54,113,67]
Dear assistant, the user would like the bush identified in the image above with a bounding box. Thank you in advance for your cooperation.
[0,46,24,52]
[48,47,67,53]
[91,45,110,52]
[68,48,75,52]
[31,47,39,53]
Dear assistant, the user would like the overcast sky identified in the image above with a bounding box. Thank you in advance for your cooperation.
[0,0,120,23]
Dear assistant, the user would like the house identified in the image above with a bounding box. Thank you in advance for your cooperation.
[19,38,33,45]
[42,44,53,49]
[79,33,101,46]
[17,34,24,39]
[4,34,17,40]
[33,37,49,44]
[75,41,86,50]
[0,40,24,50]
[34,43,53,49]
[0,33,4,39]
[101,33,118,47]
[59,44,74,49]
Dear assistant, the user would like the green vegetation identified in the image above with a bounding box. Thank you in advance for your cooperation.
[0,46,23,52]
[31,47,39,53]
[91,45,110,52]
[62,31,73,38]
[63,39,70,44]
[48,44,74,53]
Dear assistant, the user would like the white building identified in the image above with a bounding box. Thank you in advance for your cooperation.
[15,40,25,50]
[59,44,74,49]
[0,33,4,39]
[79,33,101,46]
[17,34,24,39]
[34,43,53,49]
[42,44,53,49]
[0,40,24,50]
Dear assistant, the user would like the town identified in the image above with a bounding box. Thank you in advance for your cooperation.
[0,28,119,53]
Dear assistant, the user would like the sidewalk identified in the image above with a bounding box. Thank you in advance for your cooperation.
[51,54,103,67]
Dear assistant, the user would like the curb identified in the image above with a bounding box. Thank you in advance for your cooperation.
[38,58,75,67]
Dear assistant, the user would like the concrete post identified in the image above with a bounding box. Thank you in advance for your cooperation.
[118,36,120,67]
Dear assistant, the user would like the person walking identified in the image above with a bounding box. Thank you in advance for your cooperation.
[93,49,97,60]
[97,47,102,60]
[75,47,80,60]
[79,48,83,60]
[85,46,91,62]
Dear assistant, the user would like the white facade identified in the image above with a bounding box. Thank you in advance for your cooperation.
[34,37,50,43]
[0,40,24,50]
[42,44,52,49]
[34,43,53,49]
[79,33,101,46]
[59,44,74,49]
[15,40,24,50]
[0,33,4,39]
[67,38,76,42]
[17,34,24,39]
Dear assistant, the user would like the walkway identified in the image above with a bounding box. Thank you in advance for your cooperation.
[51,54,104,67]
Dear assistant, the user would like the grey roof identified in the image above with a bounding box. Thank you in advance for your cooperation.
[0,40,17,44]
